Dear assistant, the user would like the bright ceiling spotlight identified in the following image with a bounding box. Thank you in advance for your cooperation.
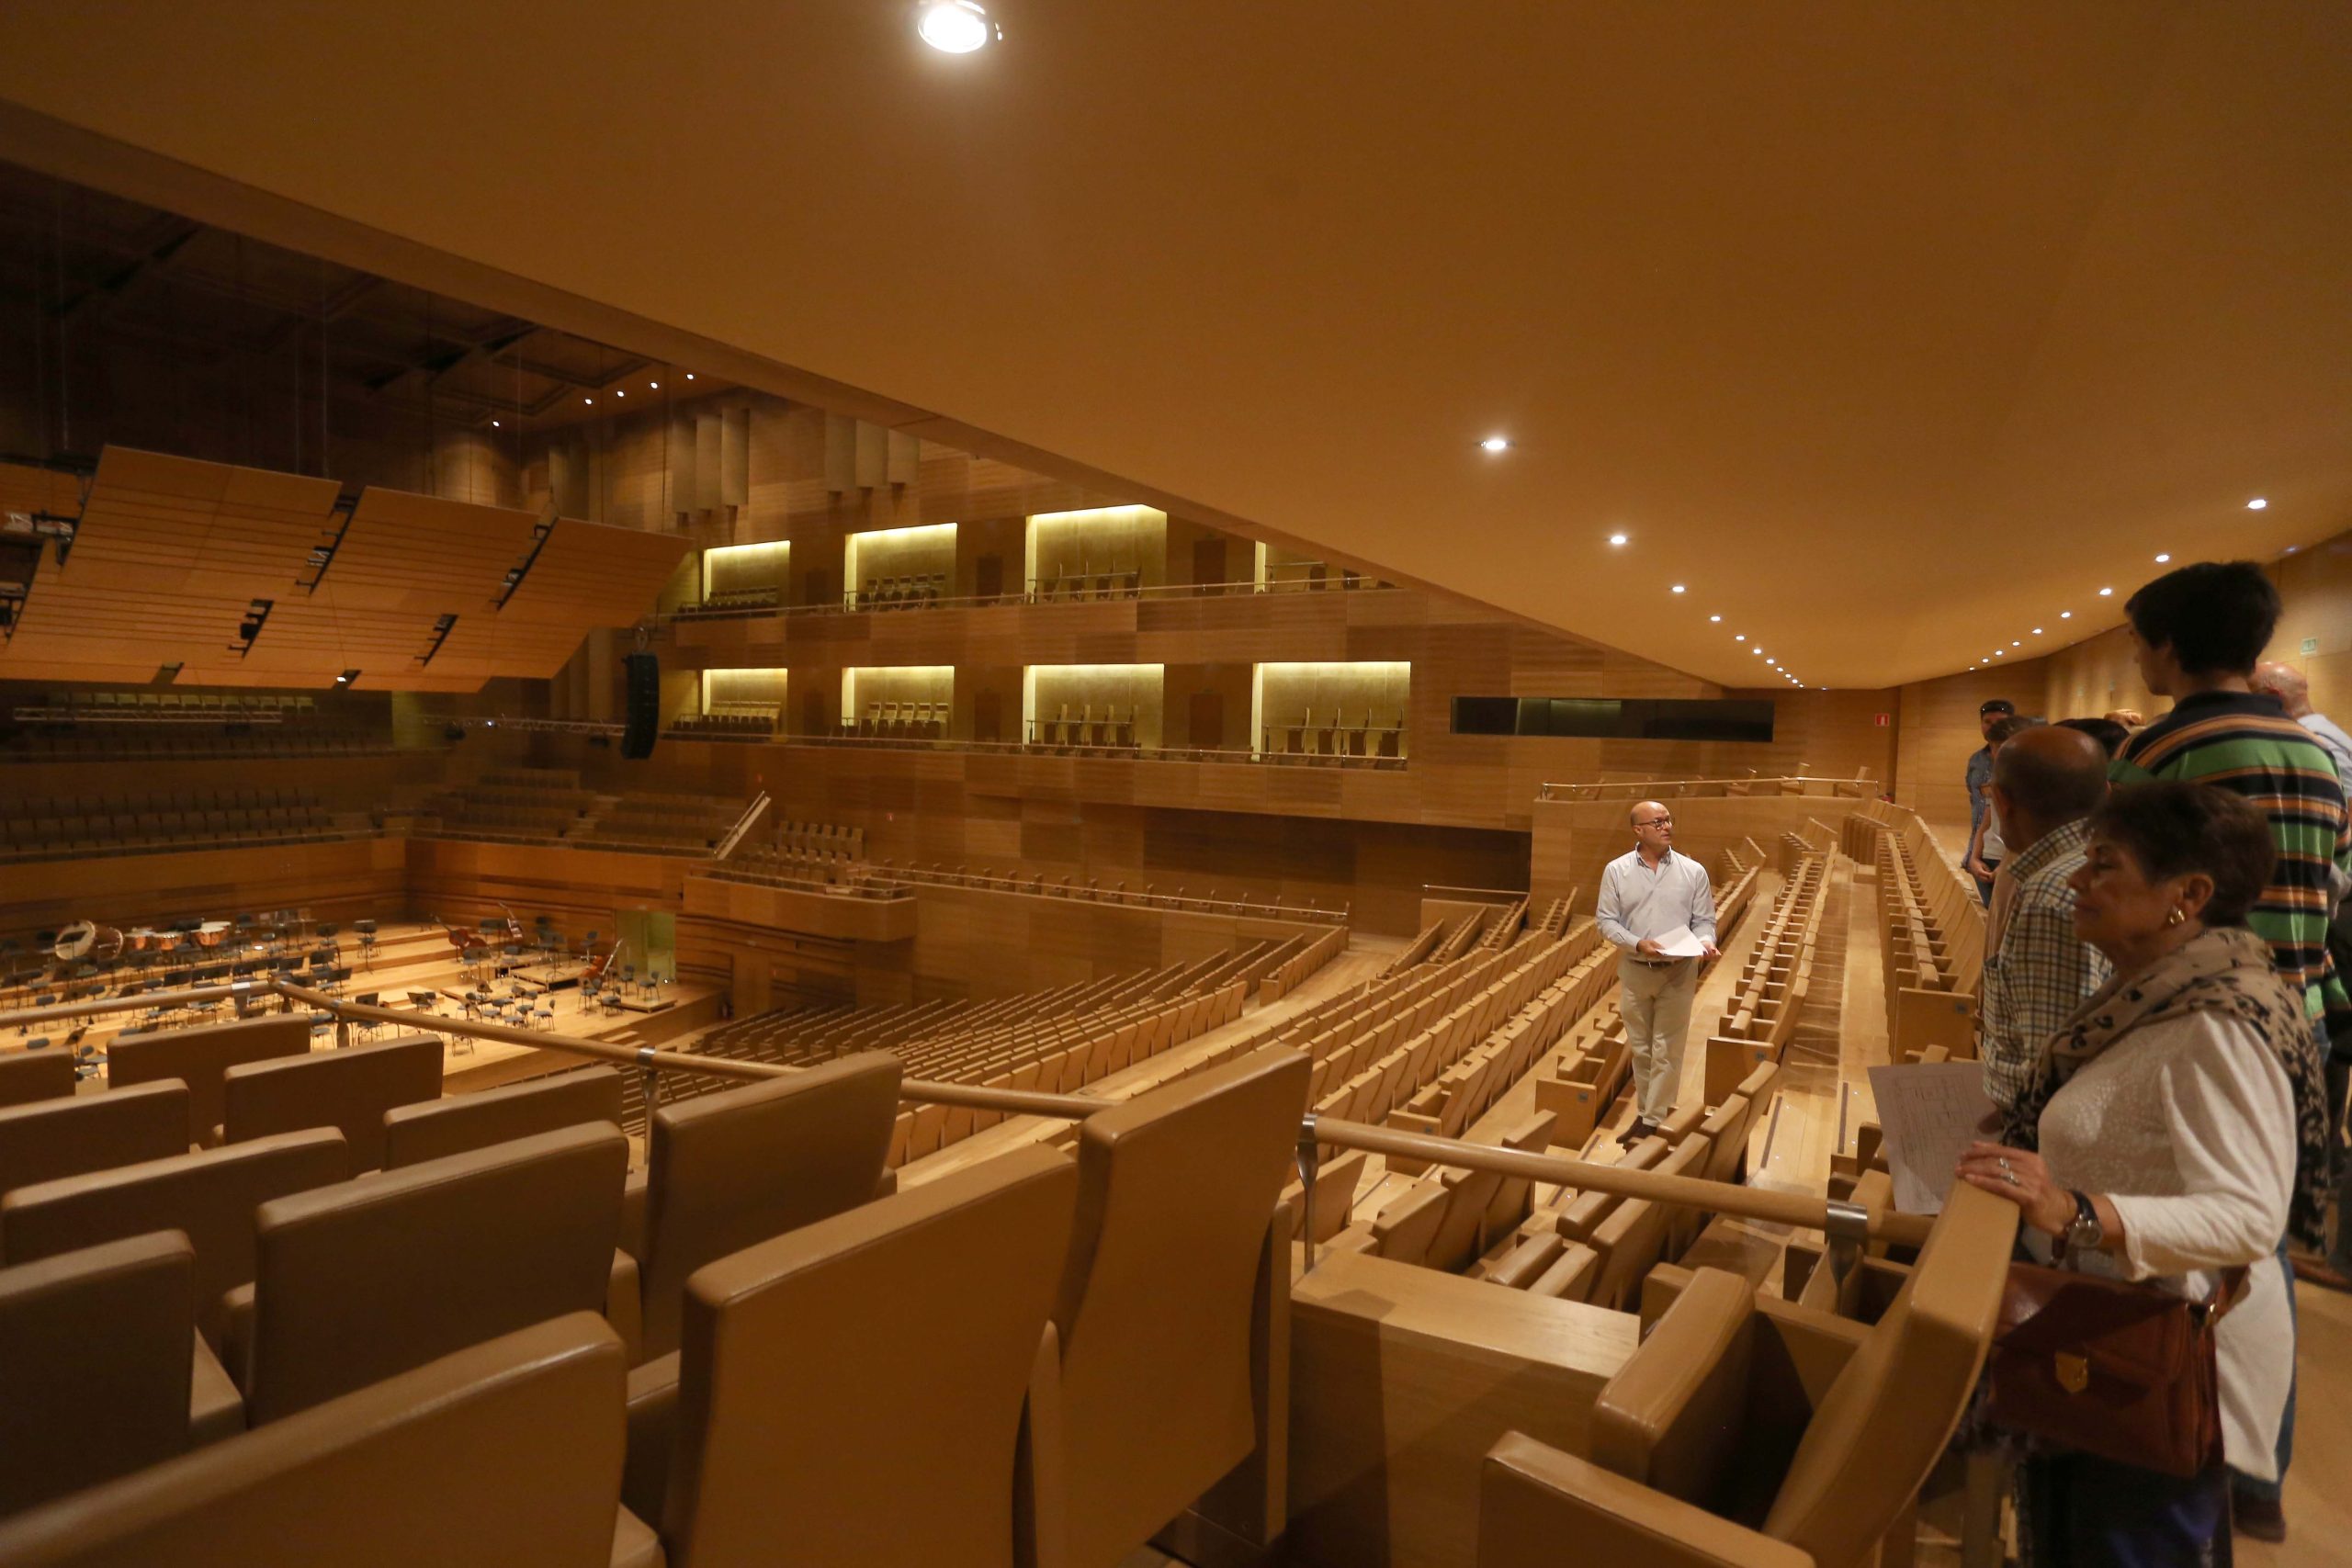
[1479,435,1510,453]
[583,397,594,405]
[1607,533,1629,547]
[684,373,695,380]
[2247,498,2267,510]
[918,0,993,52]
[2098,586,2113,596]
[491,420,501,428]
[1670,584,1686,593]
[1734,634,1745,641]
[2011,640,2021,647]
[2031,627,2042,635]
[2060,611,2071,618]
[2154,552,2169,563]
[1709,614,1722,622]
[650,381,660,390]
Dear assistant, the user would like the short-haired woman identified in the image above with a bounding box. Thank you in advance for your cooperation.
[1957,782,2333,1561]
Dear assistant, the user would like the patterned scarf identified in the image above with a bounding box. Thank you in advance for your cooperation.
[2002,925,2335,1252]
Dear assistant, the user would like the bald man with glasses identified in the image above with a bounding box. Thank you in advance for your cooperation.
[1594,800,1720,1143]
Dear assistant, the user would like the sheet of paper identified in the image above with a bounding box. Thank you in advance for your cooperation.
[1651,925,1707,959]
[1865,1062,1998,1214]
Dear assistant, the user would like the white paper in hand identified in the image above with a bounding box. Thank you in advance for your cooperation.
[1651,925,1707,959]
[1865,1062,1997,1214]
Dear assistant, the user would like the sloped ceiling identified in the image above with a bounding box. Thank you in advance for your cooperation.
[0,3,2346,689]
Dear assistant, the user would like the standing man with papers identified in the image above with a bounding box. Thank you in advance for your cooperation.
[1595,800,1720,1144]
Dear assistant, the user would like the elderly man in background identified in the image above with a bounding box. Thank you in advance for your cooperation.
[1964,698,2016,905]
[1594,799,1719,1144]
[2254,660,2352,782]
[1977,726,2114,1113]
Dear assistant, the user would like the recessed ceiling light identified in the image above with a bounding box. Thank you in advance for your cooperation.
[917,0,993,52]
[1709,614,1722,623]
[650,381,660,390]
[2154,553,2169,563]
[2098,587,2113,596]
[2284,545,2298,554]
[2060,611,2071,619]
[1479,435,1510,454]
[1670,584,1686,594]
[2247,498,2267,510]
[1751,649,1762,656]
[491,420,501,428]
[615,389,625,399]
[583,397,594,405]
[1735,634,1745,642]
[1996,650,2006,657]
[1767,659,1776,665]
[2031,627,2042,635]
[1607,533,1629,547]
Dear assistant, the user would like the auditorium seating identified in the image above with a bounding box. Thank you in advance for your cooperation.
[1844,800,1984,1060]
[571,792,744,854]
[1701,851,1825,1108]
[0,1047,74,1110]
[105,1014,314,1148]
[0,1080,192,1202]
[666,702,777,739]
[382,1066,625,1169]
[1476,1185,2017,1568]
[0,1314,653,1568]
[217,1034,444,1170]
[0,786,346,862]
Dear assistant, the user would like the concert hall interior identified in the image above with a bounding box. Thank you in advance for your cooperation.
[0,8,2348,1567]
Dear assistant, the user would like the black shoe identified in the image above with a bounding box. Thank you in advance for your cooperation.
[1617,1120,1657,1147]
[2232,1489,2287,1543]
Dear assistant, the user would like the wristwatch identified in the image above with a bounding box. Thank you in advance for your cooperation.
[2058,1189,2105,1258]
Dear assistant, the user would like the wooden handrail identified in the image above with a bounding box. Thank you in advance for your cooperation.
[1309,1115,1934,1249]
[0,983,273,1029]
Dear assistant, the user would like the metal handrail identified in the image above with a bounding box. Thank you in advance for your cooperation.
[6,978,1927,1250]
[656,574,1405,626]
[1536,774,1876,802]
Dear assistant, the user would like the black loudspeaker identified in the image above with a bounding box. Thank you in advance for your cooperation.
[622,652,660,760]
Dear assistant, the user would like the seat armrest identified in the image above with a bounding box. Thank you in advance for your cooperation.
[216,1282,256,1393]
[187,1329,245,1447]
[617,1166,648,1260]
[1479,1432,1814,1568]
[606,1248,643,1366]
[621,1351,680,1530]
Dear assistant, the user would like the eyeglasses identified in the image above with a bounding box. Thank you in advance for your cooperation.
[1634,816,1673,829]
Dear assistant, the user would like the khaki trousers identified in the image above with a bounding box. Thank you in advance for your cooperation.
[1619,955,1697,1124]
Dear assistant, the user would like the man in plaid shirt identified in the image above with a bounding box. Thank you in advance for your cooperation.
[1977,725,2113,1111]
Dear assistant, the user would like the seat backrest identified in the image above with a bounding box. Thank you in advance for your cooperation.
[243,1122,627,1424]
[0,1232,197,1517]
[639,1055,901,1360]
[0,1049,75,1111]
[1049,1046,1310,1568]
[383,1066,624,1168]
[1588,1136,1704,1313]
[1587,1267,1756,1512]
[107,1016,311,1146]
[1761,1185,2018,1566]
[0,1081,191,1201]
[0,1314,632,1568]
[1697,1094,1750,1188]
[664,1145,1077,1568]
[222,1036,443,1170]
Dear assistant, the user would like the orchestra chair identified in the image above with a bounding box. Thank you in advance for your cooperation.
[0,1081,191,1203]
[383,1066,624,1170]
[232,1122,628,1425]
[0,1049,75,1111]
[1476,1185,2018,1568]
[218,1035,442,1170]
[0,1314,656,1568]
[0,1232,206,1517]
[1045,1046,1309,1568]
[107,1015,312,1149]
[0,1126,349,1372]
[623,1145,1078,1567]
[628,1055,900,1364]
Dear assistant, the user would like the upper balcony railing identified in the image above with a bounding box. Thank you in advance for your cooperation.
[1536,773,1878,803]
[660,571,1402,626]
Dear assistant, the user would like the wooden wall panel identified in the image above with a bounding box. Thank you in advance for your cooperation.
[0,838,405,940]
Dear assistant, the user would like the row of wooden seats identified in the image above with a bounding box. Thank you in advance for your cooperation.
[1475,897,1529,951]
[1033,702,1138,748]
[851,699,946,739]
[17,690,321,719]
[666,705,775,739]
[1261,706,1406,759]
[776,818,863,858]
[1255,925,1347,1002]
[0,1042,1316,1568]
[1035,565,1142,600]
[858,571,947,606]
[689,584,779,613]
[1,728,389,763]
[1701,852,1827,1109]
[1846,800,1985,1060]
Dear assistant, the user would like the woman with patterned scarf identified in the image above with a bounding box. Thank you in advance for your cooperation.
[1956,782,2330,1562]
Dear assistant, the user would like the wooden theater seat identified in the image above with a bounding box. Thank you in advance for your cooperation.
[624,1145,1077,1566]
[382,1066,625,1169]
[1046,1046,1310,1567]
[0,1234,208,1517]
[106,1015,312,1149]
[220,1035,443,1169]
[630,1055,900,1362]
[0,1049,75,1111]
[0,1080,191,1201]
[1,1128,348,1358]
[0,1314,653,1568]
[234,1122,628,1424]
[1477,1185,2018,1568]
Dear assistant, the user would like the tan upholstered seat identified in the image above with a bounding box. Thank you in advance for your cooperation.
[1047,1046,1310,1568]
[0,1233,199,1516]
[107,1016,311,1147]
[631,1145,1077,1566]
[220,1035,442,1169]
[0,1050,75,1111]
[0,1314,653,1568]
[1,1126,348,1355]
[0,1081,191,1201]
[632,1055,900,1362]
[241,1122,627,1423]
[383,1066,624,1168]
[1478,1185,2018,1568]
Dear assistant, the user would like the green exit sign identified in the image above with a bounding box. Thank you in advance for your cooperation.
[2303,637,2321,656]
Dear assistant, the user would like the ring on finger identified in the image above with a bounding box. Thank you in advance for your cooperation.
[2005,1171,2019,1187]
